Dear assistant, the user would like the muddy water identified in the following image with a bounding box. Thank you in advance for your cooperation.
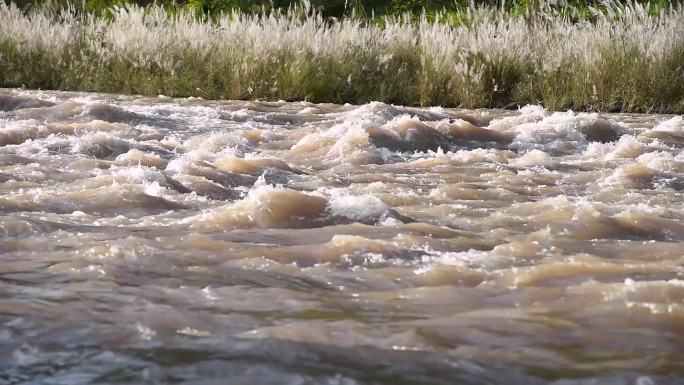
[0,88,683,385]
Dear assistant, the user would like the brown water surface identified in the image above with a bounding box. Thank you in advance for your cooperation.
[1,89,683,385]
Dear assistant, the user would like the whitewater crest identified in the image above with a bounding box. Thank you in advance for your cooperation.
[1,89,683,385]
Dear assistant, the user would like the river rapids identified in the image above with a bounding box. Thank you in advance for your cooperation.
[1,89,683,385]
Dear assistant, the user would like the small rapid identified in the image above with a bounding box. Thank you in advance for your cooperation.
[1,89,683,385]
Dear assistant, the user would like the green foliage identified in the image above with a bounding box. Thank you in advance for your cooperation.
[6,0,682,18]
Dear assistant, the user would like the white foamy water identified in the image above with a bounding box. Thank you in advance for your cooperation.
[1,89,683,385]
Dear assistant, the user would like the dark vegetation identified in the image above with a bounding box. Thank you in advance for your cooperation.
[7,0,680,19]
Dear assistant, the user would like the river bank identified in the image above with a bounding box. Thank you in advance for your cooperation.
[1,2,683,113]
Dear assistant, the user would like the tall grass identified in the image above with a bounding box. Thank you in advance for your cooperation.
[0,1,682,112]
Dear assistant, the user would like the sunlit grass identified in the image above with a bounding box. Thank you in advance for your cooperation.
[0,1,682,112]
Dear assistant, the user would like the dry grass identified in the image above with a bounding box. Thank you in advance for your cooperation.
[1,1,682,112]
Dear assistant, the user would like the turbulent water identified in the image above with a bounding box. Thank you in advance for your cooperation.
[1,88,683,385]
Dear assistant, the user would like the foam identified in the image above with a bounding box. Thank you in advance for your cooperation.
[509,149,553,167]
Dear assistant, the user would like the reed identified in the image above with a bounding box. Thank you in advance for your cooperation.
[1,1,682,112]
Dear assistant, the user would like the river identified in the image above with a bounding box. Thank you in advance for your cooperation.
[1,89,683,384]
